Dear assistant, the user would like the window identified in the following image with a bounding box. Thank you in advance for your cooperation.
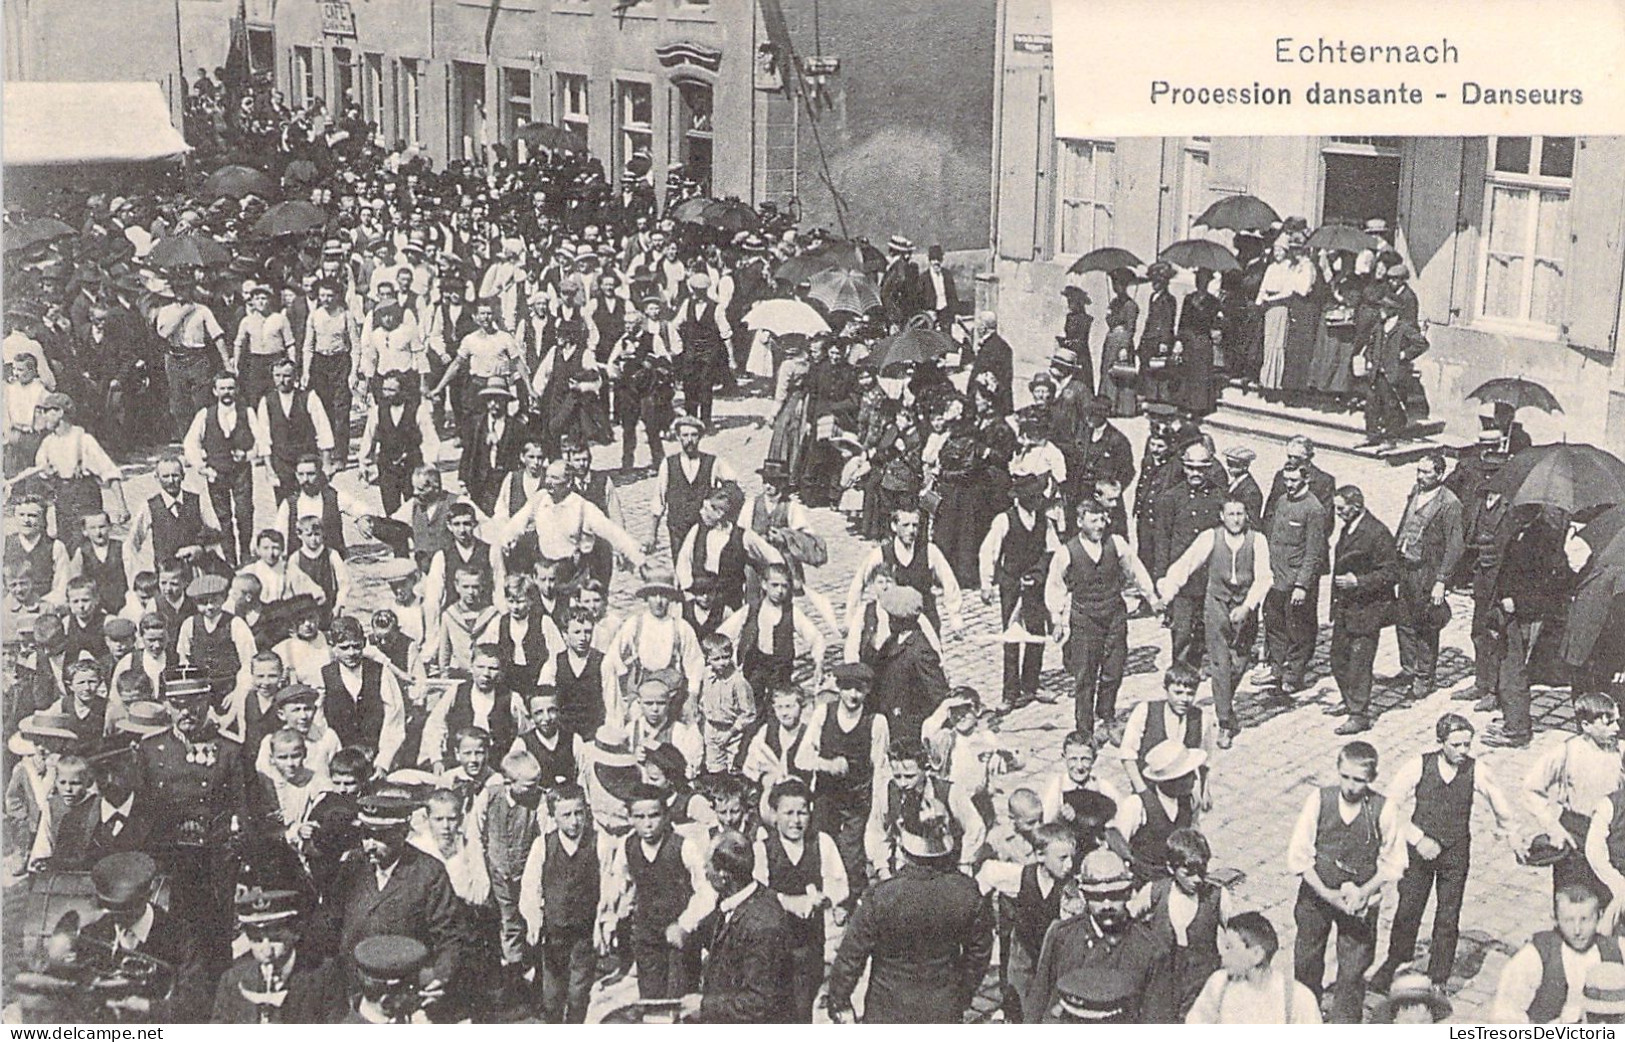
[558,73,589,138]
[362,53,385,129]
[453,62,487,161]
[674,81,713,193]
[1181,138,1211,239]
[247,28,276,74]
[617,80,653,177]
[1479,136,1574,329]
[1055,139,1114,256]
[396,59,423,144]
[292,46,315,106]
[332,47,356,110]
[501,68,532,144]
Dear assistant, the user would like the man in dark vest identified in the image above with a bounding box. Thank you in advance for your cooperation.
[794,663,889,912]
[180,372,261,564]
[605,783,714,1000]
[678,484,780,614]
[1045,498,1159,742]
[675,274,728,426]
[418,644,524,772]
[649,414,735,560]
[1156,498,1272,747]
[847,504,967,637]
[1492,884,1623,1023]
[863,738,983,881]
[7,495,70,603]
[274,454,366,559]
[1372,713,1517,994]
[126,455,224,577]
[1288,740,1406,1023]
[357,370,437,517]
[72,512,129,615]
[979,474,1060,710]
[522,781,607,1023]
[539,610,607,740]
[1392,454,1466,700]
[975,822,1078,1022]
[256,357,335,503]
[718,563,824,699]
[565,436,624,587]
[753,778,849,1022]
[1152,441,1226,668]
[1118,740,1204,883]
[320,617,407,773]
[490,574,559,694]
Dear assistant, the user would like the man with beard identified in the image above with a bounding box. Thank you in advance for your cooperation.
[1392,454,1465,700]
[458,380,527,516]
[827,803,993,1023]
[124,455,226,577]
[331,790,464,1005]
[357,371,439,517]
[256,357,336,499]
[271,453,368,558]
[1024,848,1173,1023]
[181,372,265,565]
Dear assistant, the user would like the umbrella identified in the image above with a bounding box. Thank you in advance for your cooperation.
[1581,504,1625,561]
[815,240,887,276]
[865,327,955,371]
[252,201,328,238]
[282,158,319,185]
[1195,194,1281,232]
[669,197,715,224]
[515,121,585,152]
[1067,247,1144,276]
[1487,443,1625,514]
[1158,239,1240,273]
[698,199,760,235]
[1305,223,1382,253]
[4,218,76,253]
[806,269,881,315]
[146,233,232,269]
[1467,376,1564,415]
[204,165,278,201]
[774,251,842,285]
[742,298,829,337]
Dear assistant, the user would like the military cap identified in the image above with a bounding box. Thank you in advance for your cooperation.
[90,852,158,908]
[353,935,429,982]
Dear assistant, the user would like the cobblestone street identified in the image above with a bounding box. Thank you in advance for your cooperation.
[78,385,1570,1023]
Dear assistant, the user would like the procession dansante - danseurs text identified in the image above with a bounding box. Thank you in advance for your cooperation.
[1148,37,1583,105]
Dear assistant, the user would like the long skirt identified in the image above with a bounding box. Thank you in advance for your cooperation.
[766,393,810,478]
[1282,296,1321,393]
[1259,305,1290,390]
[1097,328,1139,418]
[931,479,985,589]
[1308,320,1358,396]
[1174,333,1217,415]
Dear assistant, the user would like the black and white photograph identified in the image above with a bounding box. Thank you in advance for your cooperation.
[2,0,1624,1027]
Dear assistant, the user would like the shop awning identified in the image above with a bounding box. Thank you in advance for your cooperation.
[4,82,190,166]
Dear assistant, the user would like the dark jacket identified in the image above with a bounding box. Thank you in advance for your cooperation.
[82,906,210,1021]
[331,845,467,989]
[692,886,796,1023]
[458,415,527,515]
[826,861,994,1023]
[209,953,349,1023]
[871,630,951,744]
[1330,512,1400,636]
[969,333,1014,415]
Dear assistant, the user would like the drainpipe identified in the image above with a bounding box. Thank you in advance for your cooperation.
[988,0,1005,269]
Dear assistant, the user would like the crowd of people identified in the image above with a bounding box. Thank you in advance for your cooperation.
[4,88,1625,1027]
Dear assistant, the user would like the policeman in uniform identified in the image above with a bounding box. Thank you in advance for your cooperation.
[210,888,346,1023]
[344,935,434,1024]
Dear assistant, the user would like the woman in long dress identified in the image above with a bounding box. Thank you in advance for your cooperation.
[1256,243,1313,394]
[765,333,813,481]
[928,395,988,589]
[1174,269,1223,416]
[1305,251,1360,403]
[1097,270,1141,418]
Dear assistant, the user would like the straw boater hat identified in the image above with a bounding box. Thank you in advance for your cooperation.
[1141,740,1207,784]
[670,413,707,435]
[1050,346,1086,372]
[896,787,956,860]
[1370,971,1453,1023]
[19,711,80,743]
[637,566,682,600]
[887,235,915,255]
[592,724,642,803]
[478,376,515,402]
[116,702,170,738]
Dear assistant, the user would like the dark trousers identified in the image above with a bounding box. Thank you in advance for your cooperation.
[682,376,714,425]
[1263,584,1319,687]
[1202,595,1249,731]
[1168,592,1205,669]
[1330,624,1377,721]
[207,467,255,564]
[164,352,214,440]
[1365,371,1407,438]
[620,414,663,471]
[1382,842,1470,984]
[1479,620,1536,738]
[1001,586,1045,701]
[1069,611,1128,734]
[379,465,412,518]
[632,926,695,1000]
[1395,565,1443,688]
[815,795,870,911]
[269,455,301,503]
[308,352,354,464]
[1293,882,1377,1024]
[240,352,280,406]
[786,933,824,1023]
[541,926,596,1023]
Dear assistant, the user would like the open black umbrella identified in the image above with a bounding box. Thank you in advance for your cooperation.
[515,121,585,152]
[815,240,887,276]
[251,201,328,238]
[774,251,842,285]
[1068,247,1144,276]
[1158,239,1240,273]
[4,218,76,253]
[146,233,233,269]
[698,199,760,235]
[204,165,277,200]
[1195,194,1280,232]
[669,197,715,224]
[865,327,954,371]
[1468,376,1564,415]
[1488,443,1625,514]
[1305,223,1382,253]
[282,158,320,186]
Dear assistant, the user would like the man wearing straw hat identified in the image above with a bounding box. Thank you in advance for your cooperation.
[826,786,993,1023]
[1025,847,1170,1023]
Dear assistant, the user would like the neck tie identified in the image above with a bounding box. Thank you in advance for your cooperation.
[171,501,181,519]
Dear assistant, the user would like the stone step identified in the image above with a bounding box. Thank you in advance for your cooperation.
[1206,389,1449,465]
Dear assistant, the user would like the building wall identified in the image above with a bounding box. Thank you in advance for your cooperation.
[989,0,1625,452]
[4,0,186,122]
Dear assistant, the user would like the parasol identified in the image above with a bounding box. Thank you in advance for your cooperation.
[697,199,761,235]
[806,269,882,315]
[814,240,888,276]
[773,251,843,285]
[865,327,955,371]
[203,165,277,201]
[1194,194,1281,232]
[1067,247,1144,276]
[145,233,232,269]
[4,219,77,254]
[742,298,829,337]
[668,197,715,224]
[1487,443,1625,515]
[1157,239,1240,273]
[1467,376,1563,415]
[251,201,328,238]
[1304,223,1382,253]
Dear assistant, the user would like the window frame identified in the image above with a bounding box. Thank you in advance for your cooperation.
[1053,137,1116,260]
[292,46,315,107]
[615,77,655,178]
[1474,135,1575,334]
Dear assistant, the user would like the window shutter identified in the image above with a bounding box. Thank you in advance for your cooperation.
[1399,137,1464,323]
[1207,138,1252,193]
[1563,137,1625,354]
[1453,138,1488,323]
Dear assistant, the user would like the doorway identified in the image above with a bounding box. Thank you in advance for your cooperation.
[1320,138,1401,229]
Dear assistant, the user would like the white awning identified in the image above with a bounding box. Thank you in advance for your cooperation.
[4,82,190,166]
